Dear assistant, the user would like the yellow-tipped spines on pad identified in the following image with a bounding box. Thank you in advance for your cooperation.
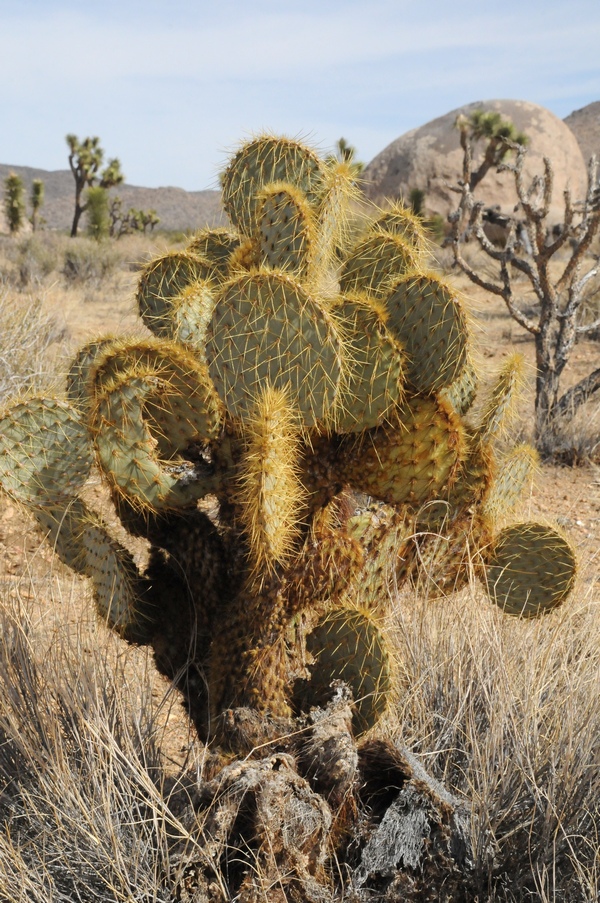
[338,395,466,508]
[235,385,307,576]
[369,201,432,264]
[382,270,471,394]
[137,250,222,336]
[476,352,526,442]
[221,134,327,236]
[332,295,407,432]
[339,231,420,300]
[0,397,92,504]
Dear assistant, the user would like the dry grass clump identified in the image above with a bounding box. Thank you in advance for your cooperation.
[388,573,600,901]
[0,289,65,401]
[0,576,207,903]
[0,558,598,901]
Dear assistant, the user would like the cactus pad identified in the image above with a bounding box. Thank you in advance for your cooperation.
[303,608,392,736]
[66,338,118,410]
[339,232,419,300]
[383,272,470,393]
[339,395,465,507]
[257,182,315,276]
[137,251,221,336]
[484,522,577,617]
[206,270,344,427]
[235,385,306,574]
[482,443,538,525]
[187,227,241,274]
[221,135,326,236]
[371,202,431,260]
[0,398,92,503]
[332,296,406,432]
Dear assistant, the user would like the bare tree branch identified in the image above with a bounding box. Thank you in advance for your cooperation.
[551,368,600,423]
[449,110,600,445]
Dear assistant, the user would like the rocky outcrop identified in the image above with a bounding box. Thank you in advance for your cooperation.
[564,101,600,166]
[361,99,588,225]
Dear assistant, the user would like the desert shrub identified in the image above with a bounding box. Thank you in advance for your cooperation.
[85,185,110,240]
[3,172,25,235]
[62,238,122,286]
[15,234,63,287]
[536,397,600,464]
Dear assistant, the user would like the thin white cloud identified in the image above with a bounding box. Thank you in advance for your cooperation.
[2,3,598,87]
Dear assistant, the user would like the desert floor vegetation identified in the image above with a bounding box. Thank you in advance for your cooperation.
[0,227,598,901]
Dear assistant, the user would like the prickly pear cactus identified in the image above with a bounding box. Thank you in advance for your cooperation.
[0,134,577,752]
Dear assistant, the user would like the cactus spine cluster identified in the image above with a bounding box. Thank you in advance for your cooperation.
[0,134,577,749]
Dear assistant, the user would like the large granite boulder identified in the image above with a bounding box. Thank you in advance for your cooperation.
[361,99,588,225]
[564,101,600,166]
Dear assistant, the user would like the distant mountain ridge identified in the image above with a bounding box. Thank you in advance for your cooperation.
[0,163,225,234]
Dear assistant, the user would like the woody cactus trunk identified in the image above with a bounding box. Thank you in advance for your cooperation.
[0,135,577,752]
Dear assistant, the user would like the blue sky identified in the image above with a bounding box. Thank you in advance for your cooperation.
[2,0,599,190]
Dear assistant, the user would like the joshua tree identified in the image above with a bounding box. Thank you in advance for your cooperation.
[66,134,124,237]
[450,129,600,453]
[3,172,25,234]
[109,196,160,238]
[85,185,110,240]
[455,109,528,191]
[29,179,45,232]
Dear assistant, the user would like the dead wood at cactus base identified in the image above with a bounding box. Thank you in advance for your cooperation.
[169,694,474,903]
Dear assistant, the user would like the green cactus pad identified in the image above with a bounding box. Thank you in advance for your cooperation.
[187,227,241,274]
[162,281,216,357]
[66,337,118,410]
[32,497,89,572]
[339,232,420,300]
[82,516,154,642]
[92,339,222,456]
[206,270,344,427]
[91,370,218,510]
[235,385,306,574]
[221,135,326,236]
[417,438,495,534]
[304,608,391,736]
[476,352,525,442]
[482,443,538,525]
[137,251,221,336]
[257,182,315,276]
[338,395,465,508]
[32,497,155,643]
[370,202,431,260]
[332,296,406,432]
[484,522,577,618]
[348,506,415,608]
[0,397,92,504]
[439,359,479,416]
[312,159,360,278]
[383,272,470,393]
